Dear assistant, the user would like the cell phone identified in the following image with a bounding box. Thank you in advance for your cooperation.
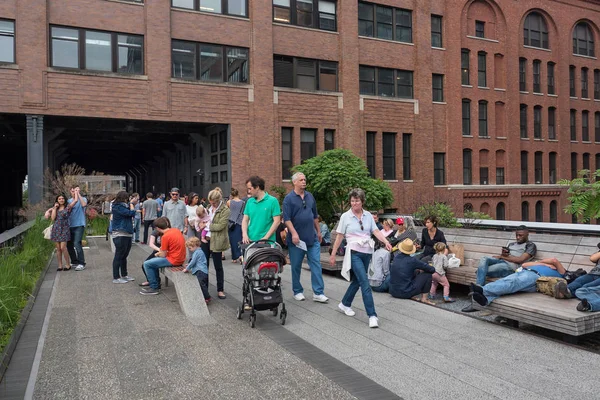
[502,246,510,253]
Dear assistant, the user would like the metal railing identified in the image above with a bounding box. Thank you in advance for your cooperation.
[0,220,36,255]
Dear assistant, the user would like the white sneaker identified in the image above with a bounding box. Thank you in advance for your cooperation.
[113,278,128,284]
[293,293,306,301]
[369,316,379,328]
[338,302,355,317]
[122,276,135,281]
[75,264,86,271]
[313,294,329,303]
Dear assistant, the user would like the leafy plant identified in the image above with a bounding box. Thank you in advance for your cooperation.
[559,169,600,223]
[269,185,288,207]
[292,149,394,223]
[414,202,460,228]
[461,210,492,228]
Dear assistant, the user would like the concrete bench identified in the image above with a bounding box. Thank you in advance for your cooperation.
[159,266,213,326]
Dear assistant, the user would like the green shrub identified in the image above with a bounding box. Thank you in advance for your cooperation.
[414,202,460,228]
[86,215,109,236]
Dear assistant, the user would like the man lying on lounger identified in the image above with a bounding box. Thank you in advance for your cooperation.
[467,258,566,308]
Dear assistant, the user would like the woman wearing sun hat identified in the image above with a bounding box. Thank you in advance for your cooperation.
[389,238,436,305]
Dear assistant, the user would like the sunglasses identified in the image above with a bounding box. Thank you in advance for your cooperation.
[171,193,179,196]
[302,199,306,209]
[359,220,364,231]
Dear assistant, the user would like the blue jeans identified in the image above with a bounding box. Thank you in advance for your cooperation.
[482,270,538,304]
[228,223,242,260]
[575,285,600,311]
[289,241,325,296]
[568,274,600,295]
[371,275,390,293]
[143,257,173,289]
[133,219,141,242]
[476,256,515,285]
[112,236,132,279]
[67,225,86,266]
[342,251,376,317]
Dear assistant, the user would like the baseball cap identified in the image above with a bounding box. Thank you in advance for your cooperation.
[170,187,180,193]
[396,217,405,225]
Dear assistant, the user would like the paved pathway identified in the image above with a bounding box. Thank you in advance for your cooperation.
[4,237,600,399]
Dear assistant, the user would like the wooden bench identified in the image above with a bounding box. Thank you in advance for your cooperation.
[159,266,213,326]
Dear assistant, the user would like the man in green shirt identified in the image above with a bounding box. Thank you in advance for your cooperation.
[242,176,281,243]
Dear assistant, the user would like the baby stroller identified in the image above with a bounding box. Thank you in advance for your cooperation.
[236,240,288,328]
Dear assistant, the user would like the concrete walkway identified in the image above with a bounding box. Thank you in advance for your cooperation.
[8,238,600,399]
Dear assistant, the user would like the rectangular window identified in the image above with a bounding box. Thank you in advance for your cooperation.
[582,68,589,98]
[274,56,338,91]
[173,0,248,17]
[358,2,374,37]
[463,150,472,185]
[571,109,577,141]
[358,2,412,43]
[324,129,334,150]
[359,66,413,99]
[496,167,505,185]
[319,1,337,31]
[300,128,316,163]
[50,27,80,69]
[431,15,443,48]
[570,65,576,97]
[595,69,600,100]
[172,41,248,83]
[432,74,444,102]
[382,132,396,180]
[366,131,376,178]
[547,62,555,95]
[533,106,542,139]
[549,153,556,184]
[462,100,471,136]
[475,20,485,38]
[296,0,314,28]
[434,153,445,185]
[479,167,489,185]
[273,0,291,23]
[376,5,393,40]
[532,60,541,93]
[0,19,15,64]
[282,127,293,179]
[582,111,590,141]
[402,133,411,180]
[478,101,488,137]
[548,107,556,140]
[596,112,600,142]
[520,104,527,138]
[521,152,528,184]
[519,58,527,91]
[477,52,486,87]
[117,34,144,74]
[461,49,470,85]
[535,152,543,184]
[571,152,578,179]
[395,9,412,43]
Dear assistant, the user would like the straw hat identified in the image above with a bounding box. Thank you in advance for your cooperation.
[398,238,416,255]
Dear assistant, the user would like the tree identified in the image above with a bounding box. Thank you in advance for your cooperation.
[292,149,394,222]
[414,202,460,228]
[559,169,600,223]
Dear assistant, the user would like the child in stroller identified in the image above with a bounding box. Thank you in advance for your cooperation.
[236,240,288,328]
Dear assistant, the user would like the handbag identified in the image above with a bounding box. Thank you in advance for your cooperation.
[228,220,236,231]
[43,224,53,240]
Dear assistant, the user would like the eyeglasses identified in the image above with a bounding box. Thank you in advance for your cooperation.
[171,193,179,197]
[302,199,306,209]
[359,220,364,231]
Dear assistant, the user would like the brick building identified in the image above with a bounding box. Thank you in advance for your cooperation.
[1,0,599,223]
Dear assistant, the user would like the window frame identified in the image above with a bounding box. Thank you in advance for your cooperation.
[432,73,444,102]
[274,55,338,92]
[462,99,471,136]
[478,100,488,138]
[532,60,541,93]
[496,167,505,185]
[402,133,411,180]
[300,127,317,163]
[569,65,576,97]
[461,49,470,85]
[534,151,543,184]
[582,110,590,141]
[533,105,542,139]
[573,22,595,57]
[594,69,600,100]
[358,1,412,43]
[548,107,556,140]
[520,104,528,138]
[477,51,487,87]
[324,128,334,151]
[475,20,485,38]
[0,19,16,64]
[570,109,577,141]
[172,0,249,18]
[433,152,446,185]
[359,65,413,99]
[463,149,472,185]
[519,58,527,91]
[366,131,376,178]
[521,151,529,184]
[479,167,489,185]
[571,152,578,179]
[547,62,555,95]
[582,67,589,98]
[522,201,530,222]
[382,132,396,180]
[281,127,293,179]
[523,12,549,49]
[431,15,443,48]
[549,152,557,184]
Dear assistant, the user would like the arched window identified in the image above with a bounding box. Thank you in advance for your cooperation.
[535,201,544,222]
[522,201,529,222]
[464,203,473,213]
[480,202,490,214]
[573,22,595,57]
[524,12,549,49]
[549,200,558,222]
[496,202,506,220]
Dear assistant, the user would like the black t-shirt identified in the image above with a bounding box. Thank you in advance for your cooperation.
[276,222,288,249]
[420,228,447,257]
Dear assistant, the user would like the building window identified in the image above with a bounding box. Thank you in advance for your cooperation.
[571,152,578,179]
[595,69,600,100]
[570,65,576,97]
[521,151,528,184]
[172,40,248,83]
[173,0,248,17]
[573,22,595,57]
[402,133,411,180]
[570,109,577,140]
[596,112,600,142]
[434,153,445,185]
[463,149,472,185]
[382,132,396,179]
[535,151,543,183]
[0,19,15,64]
[582,111,590,141]
[549,200,557,223]
[274,56,337,91]
[477,51,486,87]
[535,201,543,222]
[461,49,470,85]
[496,202,505,220]
[432,74,444,102]
[519,58,527,91]
[51,26,144,74]
[583,152,591,172]
[547,62,555,95]
[533,106,542,139]
[318,1,337,31]
[522,201,529,222]
[549,152,557,184]
[359,66,413,98]
[475,20,485,38]
[478,100,488,137]
[548,107,556,140]
[532,60,541,93]
[523,12,549,49]
[366,131,376,178]
[462,99,471,136]
[358,2,411,43]
[582,67,589,98]
[300,128,316,163]
[520,104,528,138]
[281,127,293,179]
[496,167,505,185]
[324,129,334,150]
[597,153,600,171]
[431,15,443,48]
[479,167,489,185]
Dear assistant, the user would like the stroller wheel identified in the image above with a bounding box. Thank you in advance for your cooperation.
[249,314,256,328]
[271,307,278,317]
[236,306,243,320]
[280,310,287,326]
